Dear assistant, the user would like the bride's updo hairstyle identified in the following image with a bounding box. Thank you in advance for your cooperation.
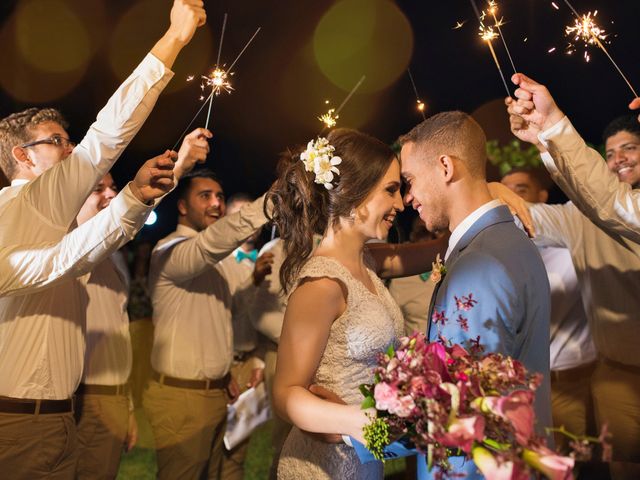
[267,128,396,292]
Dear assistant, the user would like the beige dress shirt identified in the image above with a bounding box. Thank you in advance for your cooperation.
[82,252,132,386]
[531,201,640,367]
[149,197,268,380]
[538,116,640,243]
[0,53,173,400]
[249,238,286,344]
[0,185,153,399]
[218,249,258,353]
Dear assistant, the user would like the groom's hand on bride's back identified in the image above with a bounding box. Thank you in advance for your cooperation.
[306,384,346,444]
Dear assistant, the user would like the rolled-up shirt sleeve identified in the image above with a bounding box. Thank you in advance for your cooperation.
[0,183,153,297]
[538,116,640,243]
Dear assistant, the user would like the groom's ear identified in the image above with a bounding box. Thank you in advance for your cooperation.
[438,155,455,183]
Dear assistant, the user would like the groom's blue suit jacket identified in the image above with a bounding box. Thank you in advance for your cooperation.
[418,205,552,479]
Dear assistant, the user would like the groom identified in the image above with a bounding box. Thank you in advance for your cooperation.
[399,111,552,478]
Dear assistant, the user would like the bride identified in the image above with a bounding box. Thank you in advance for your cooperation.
[269,128,430,479]
[267,128,533,479]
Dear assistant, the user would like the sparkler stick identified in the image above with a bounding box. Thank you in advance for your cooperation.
[407,68,426,120]
[469,0,511,97]
[318,75,366,131]
[487,1,517,74]
[561,0,638,97]
[172,21,261,149]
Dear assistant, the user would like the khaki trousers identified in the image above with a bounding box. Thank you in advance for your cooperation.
[75,393,129,480]
[0,411,77,479]
[591,359,640,479]
[143,380,228,480]
[550,363,595,453]
[264,346,291,480]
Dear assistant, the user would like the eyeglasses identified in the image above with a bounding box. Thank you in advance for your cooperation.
[21,134,76,149]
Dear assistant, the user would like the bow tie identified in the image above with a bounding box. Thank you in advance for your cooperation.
[236,249,258,263]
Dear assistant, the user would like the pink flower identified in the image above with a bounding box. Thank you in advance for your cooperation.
[429,269,442,284]
[483,390,535,446]
[373,382,399,412]
[523,446,574,480]
[472,445,529,480]
[437,415,485,453]
[394,395,416,418]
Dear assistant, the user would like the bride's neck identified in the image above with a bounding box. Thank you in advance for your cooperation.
[316,223,366,270]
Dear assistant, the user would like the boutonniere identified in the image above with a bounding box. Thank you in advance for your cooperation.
[429,254,446,284]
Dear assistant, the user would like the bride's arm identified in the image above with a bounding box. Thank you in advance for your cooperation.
[273,277,369,443]
[366,235,449,279]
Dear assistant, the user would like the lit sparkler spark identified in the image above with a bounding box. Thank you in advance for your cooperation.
[186,75,195,81]
[417,100,426,112]
[201,67,234,96]
[407,69,426,120]
[318,108,338,129]
[474,1,511,97]
[565,11,607,48]
[453,20,467,30]
[558,0,638,97]
[551,2,559,10]
[548,47,556,53]
[480,25,498,42]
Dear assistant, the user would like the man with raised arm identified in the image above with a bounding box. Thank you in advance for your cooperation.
[506,73,640,243]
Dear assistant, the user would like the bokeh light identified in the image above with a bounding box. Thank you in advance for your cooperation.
[313,0,414,94]
[0,0,104,103]
[108,0,214,95]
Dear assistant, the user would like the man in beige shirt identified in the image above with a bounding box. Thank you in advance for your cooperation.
[146,170,269,479]
[506,73,640,244]
[506,76,640,477]
[0,2,206,477]
[74,129,209,479]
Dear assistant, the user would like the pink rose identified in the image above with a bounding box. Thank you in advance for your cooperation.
[429,269,442,284]
[523,446,574,480]
[374,382,399,412]
[393,394,416,418]
[437,415,485,453]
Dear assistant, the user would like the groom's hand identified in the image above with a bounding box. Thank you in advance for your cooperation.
[306,384,346,444]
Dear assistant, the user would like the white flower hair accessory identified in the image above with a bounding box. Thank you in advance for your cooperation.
[299,137,342,190]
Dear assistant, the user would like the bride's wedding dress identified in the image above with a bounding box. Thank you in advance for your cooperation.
[277,256,404,480]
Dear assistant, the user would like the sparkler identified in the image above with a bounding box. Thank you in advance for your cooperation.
[407,69,426,120]
[172,17,261,150]
[559,1,638,97]
[469,0,511,97]
[486,1,517,74]
[318,75,366,131]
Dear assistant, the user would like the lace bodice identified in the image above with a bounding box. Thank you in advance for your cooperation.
[294,256,404,403]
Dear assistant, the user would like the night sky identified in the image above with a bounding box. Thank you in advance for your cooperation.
[1,0,638,242]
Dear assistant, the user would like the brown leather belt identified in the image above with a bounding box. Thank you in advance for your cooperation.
[152,371,229,390]
[550,361,597,382]
[76,383,128,396]
[0,396,74,414]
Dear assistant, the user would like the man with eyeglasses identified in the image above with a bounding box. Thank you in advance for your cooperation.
[0,0,207,476]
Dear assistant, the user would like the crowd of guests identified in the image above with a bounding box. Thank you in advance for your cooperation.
[1,1,640,479]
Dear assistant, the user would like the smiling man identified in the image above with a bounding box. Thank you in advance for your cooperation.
[399,111,551,479]
[603,115,640,189]
[145,169,269,479]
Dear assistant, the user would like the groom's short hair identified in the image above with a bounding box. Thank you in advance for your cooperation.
[398,111,487,179]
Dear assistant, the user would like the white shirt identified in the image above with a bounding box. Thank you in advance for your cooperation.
[149,197,269,380]
[539,247,596,371]
[445,200,502,260]
[249,238,286,344]
[218,248,257,353]
[0,53,173,400]
[0,185,153,399]
[82,252,132,386]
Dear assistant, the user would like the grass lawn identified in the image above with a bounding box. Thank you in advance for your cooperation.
[117,409,407,479]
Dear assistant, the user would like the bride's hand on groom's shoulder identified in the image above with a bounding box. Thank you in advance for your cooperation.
[488,182,536,238]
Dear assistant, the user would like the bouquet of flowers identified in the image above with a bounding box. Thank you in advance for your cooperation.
[360,304,610,479]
